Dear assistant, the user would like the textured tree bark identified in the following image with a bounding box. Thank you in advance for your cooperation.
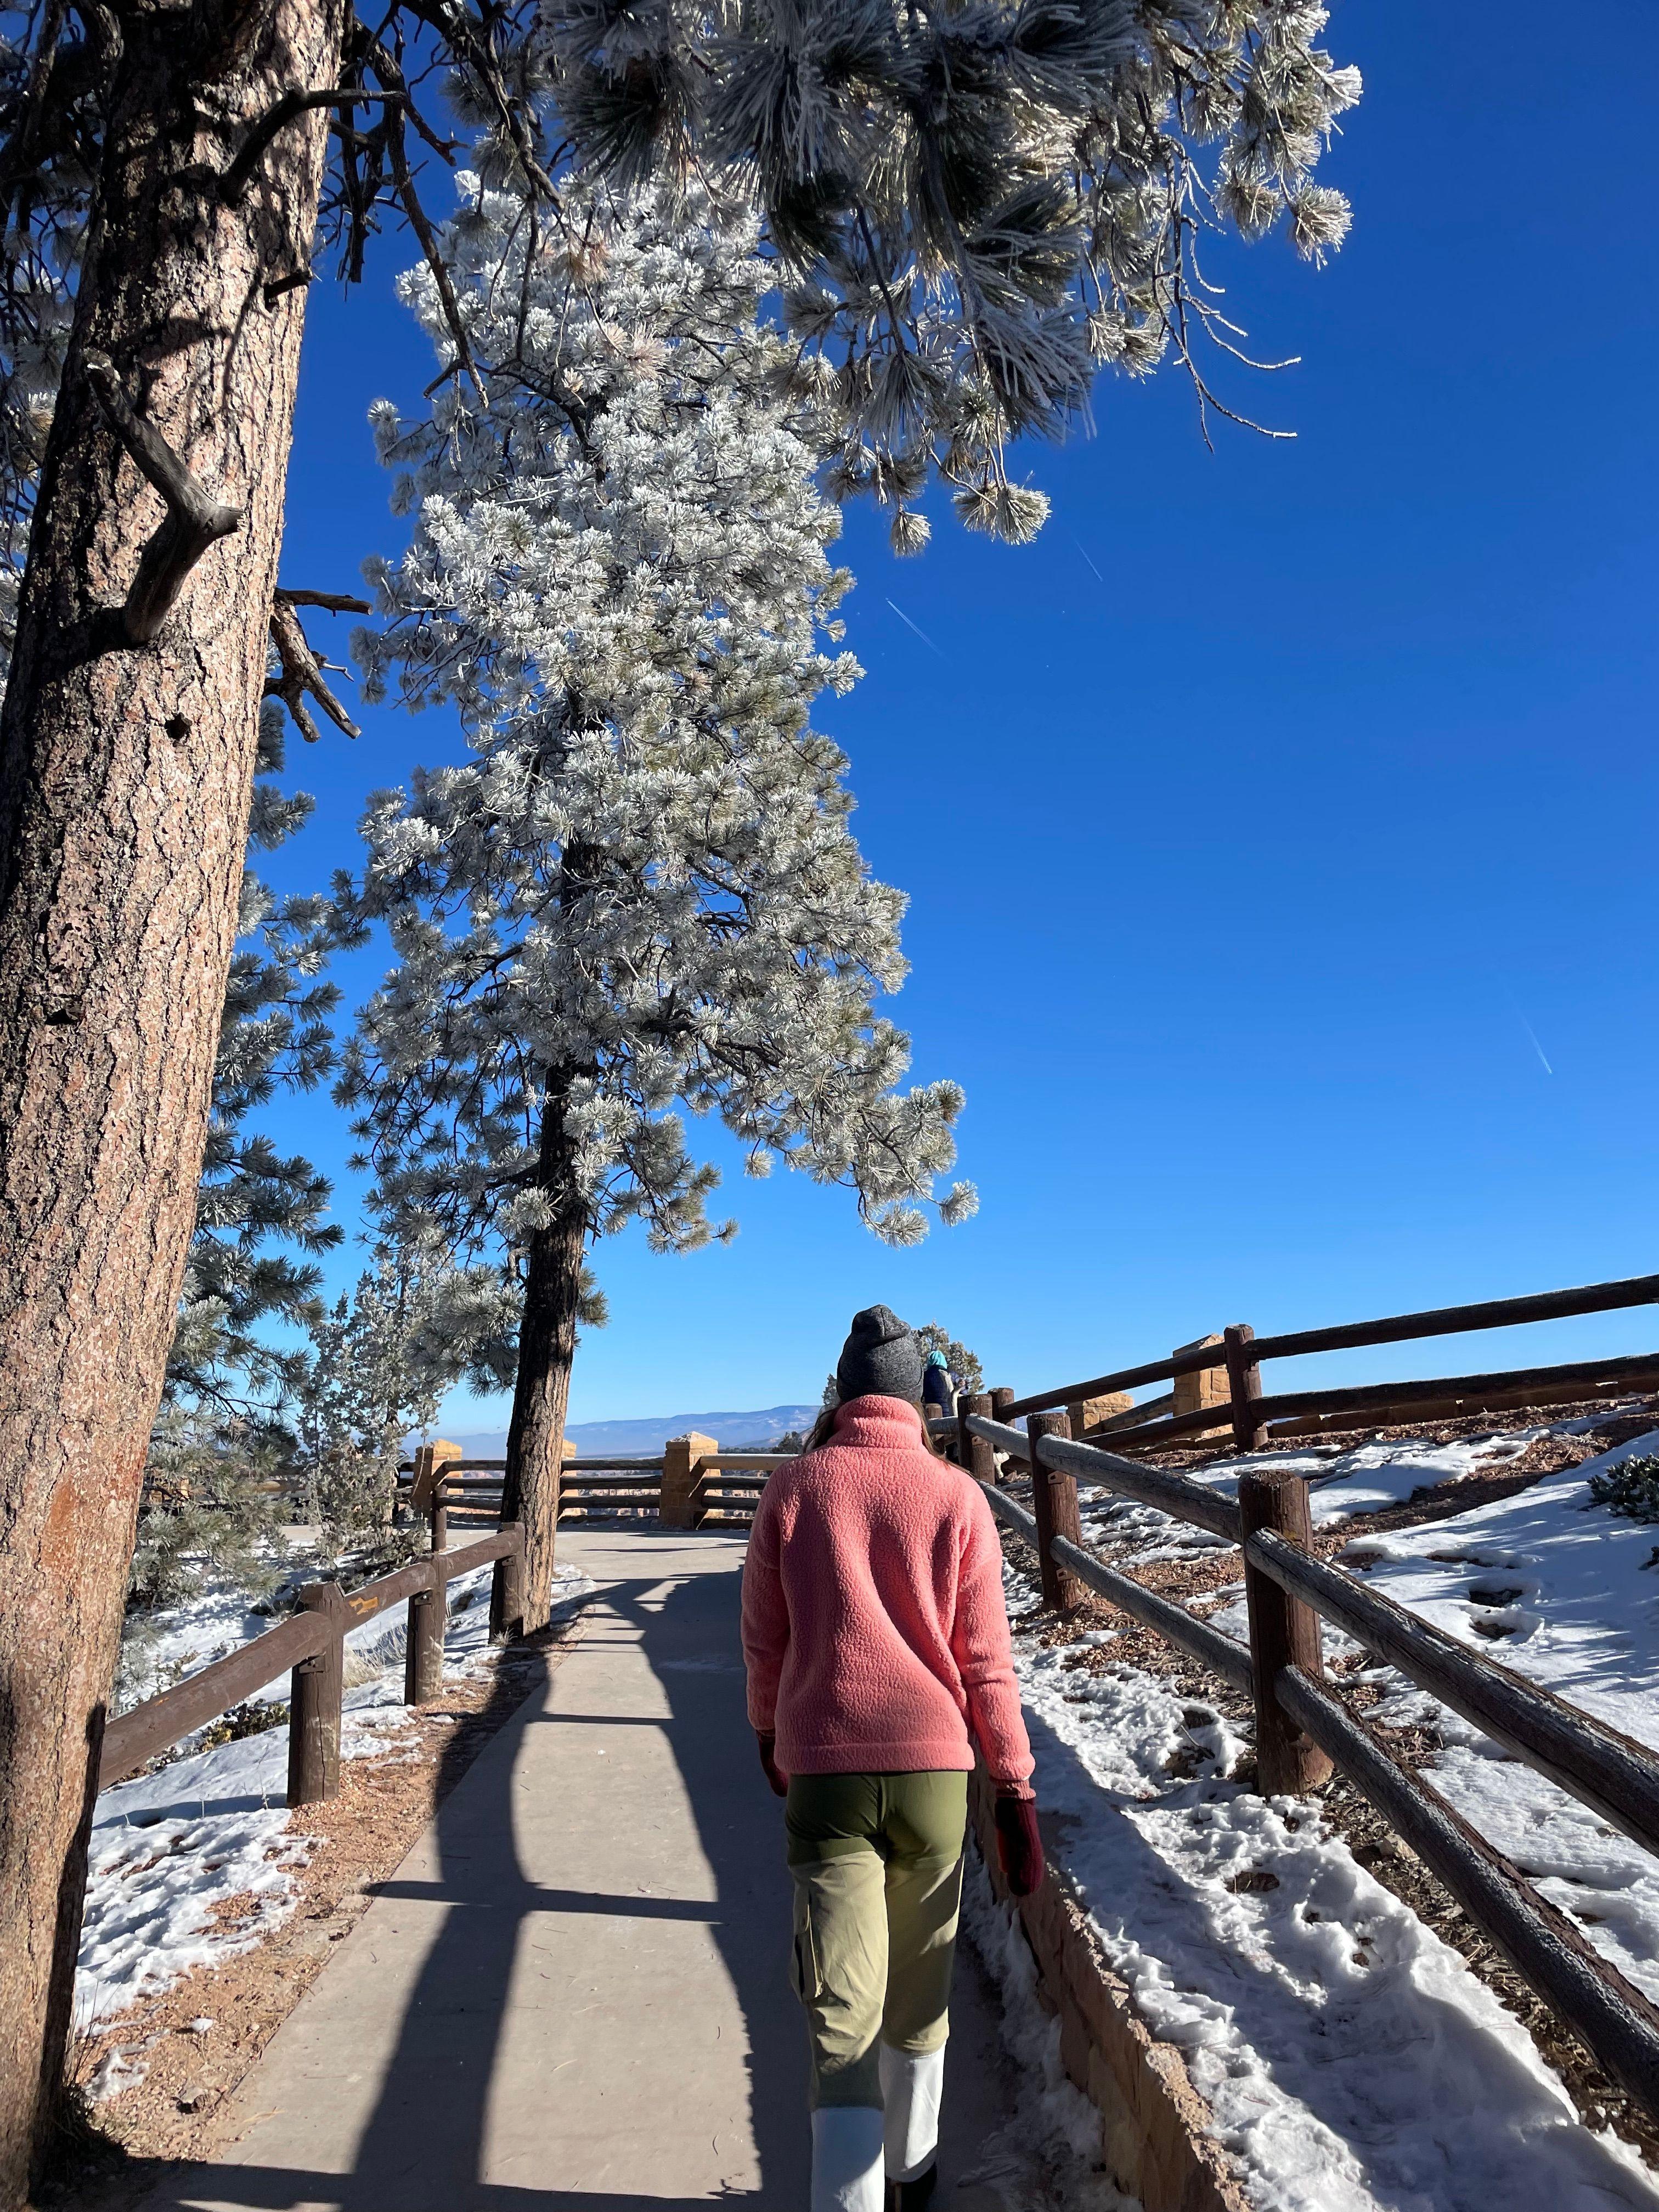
[492,1086,589,1638]
[0,0,344,2194]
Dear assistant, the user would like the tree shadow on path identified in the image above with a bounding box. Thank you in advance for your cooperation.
[140,1534,806,2212]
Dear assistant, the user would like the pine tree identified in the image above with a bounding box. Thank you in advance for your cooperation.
[338,178,975,1628]
[129,707,341,1618]
[0,4,1355,2179]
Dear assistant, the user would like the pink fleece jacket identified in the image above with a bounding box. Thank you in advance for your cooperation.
[740,1396,1035,1786]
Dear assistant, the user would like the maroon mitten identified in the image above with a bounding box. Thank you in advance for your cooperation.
[994,1787,1046,1897]
[757,1731,788,1798]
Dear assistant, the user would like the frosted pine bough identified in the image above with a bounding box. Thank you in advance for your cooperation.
[541,0,1362,537]
[342,182,972,1612]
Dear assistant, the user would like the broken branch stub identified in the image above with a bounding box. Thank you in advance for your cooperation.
[266,595,360,740]
[84,350,241,646]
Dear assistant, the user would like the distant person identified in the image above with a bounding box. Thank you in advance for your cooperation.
[741,1306,1044,2212]
[920,1350,955,1417]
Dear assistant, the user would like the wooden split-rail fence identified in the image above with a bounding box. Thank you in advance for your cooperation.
[394,1433,793,1535]
[95,1434,792,1820]
[939,1266,1659,2126]
[92,1268,1659,2118]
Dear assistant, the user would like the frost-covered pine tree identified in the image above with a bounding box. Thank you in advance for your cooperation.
[340,179,974,1628]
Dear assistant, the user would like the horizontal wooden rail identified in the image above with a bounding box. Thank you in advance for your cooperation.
[1032,1425,1243,1541]
[99,1523,526,1796]
[978,1479,1040,1544]
[1069,1402,1238,1455]
[1245,1531,1659,1857]
[1251,1349,1659,1429]
[100,1612,330,1789]
[1250,1272,1659,1366]
[557,1472,662,1489]
[693,1452,793,1471]
[1277,1664,1659,2119]
[1092,1391,1177,1436]
[1003,1339,1228,1422]
[996,1270,1659,1442]
[1049,1534,1254,1696]
[965,1414,1242,1544]
[433,1527,519,1578]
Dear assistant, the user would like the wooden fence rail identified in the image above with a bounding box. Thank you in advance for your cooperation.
[949,1391,1659,2125]
[996,1267,1659,1451]
[393,1446,793,1533]
[99,1514,526,1806]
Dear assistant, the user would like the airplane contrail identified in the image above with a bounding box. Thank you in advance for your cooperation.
[1518,1013,1554,1076]
[885,597,943,654]
[1073,535,1105,584]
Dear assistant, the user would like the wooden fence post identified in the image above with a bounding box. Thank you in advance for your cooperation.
[1224,1323,1266,1454]
[1239,1469,1333,1797]
[405,1474,450,1707]
[959,1392,996,1485]
[661,1432,716,1530]
[287,1581,349,1806]
[1028,1409,1086,1612]
[990,1387,1014,1424]
[494,1522,527,1644]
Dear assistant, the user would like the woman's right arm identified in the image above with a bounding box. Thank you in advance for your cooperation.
[740,1486,789,1737]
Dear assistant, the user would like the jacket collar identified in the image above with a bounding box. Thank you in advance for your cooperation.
[830,1395,928,1450]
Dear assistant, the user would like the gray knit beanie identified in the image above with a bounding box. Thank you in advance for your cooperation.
[836,1305,923,1405]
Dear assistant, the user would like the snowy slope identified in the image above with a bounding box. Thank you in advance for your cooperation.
[1002,1420,1659,2208]
[1335,1427,1659,2013]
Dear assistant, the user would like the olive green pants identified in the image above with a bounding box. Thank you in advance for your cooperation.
[785,1770,969,2110]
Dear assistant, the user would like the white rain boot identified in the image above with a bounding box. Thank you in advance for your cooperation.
[811,2105,886,2212]
[879,2044,945,2190]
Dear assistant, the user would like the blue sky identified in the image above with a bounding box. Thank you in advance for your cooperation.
[267,0,1659,1430]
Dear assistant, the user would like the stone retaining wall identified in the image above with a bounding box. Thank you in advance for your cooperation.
[969,1770,1248,2212]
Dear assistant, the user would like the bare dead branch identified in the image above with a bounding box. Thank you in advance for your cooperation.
[383,110,486,402]
[220,85,405,206]
[83,349,241,646]
[274,585,371,614]
[266,596,362,741]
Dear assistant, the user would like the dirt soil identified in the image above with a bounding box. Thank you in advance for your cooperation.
[1001,1398,1659,2166]
[41,1611,587,2210]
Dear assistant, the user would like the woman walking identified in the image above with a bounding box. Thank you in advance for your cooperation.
[741,1306,1046,2212]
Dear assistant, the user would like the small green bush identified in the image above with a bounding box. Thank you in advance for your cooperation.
[1586,1454,1659,1525]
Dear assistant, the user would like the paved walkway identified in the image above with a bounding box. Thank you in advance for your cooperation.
[140,1528,1016,2211]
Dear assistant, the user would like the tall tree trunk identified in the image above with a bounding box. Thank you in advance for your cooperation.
[0,0,343,2194]
[493,1083,588,1637]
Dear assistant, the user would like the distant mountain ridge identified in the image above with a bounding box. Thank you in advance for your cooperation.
[439,1403,821,1459]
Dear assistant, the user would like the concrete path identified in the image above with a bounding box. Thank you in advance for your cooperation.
[140,1528,1017,2212]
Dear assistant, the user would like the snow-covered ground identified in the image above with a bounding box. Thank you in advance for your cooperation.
[79,1560,594,2059]
[1006,1418,1659,2209]
[1059,1425,1550,1572]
